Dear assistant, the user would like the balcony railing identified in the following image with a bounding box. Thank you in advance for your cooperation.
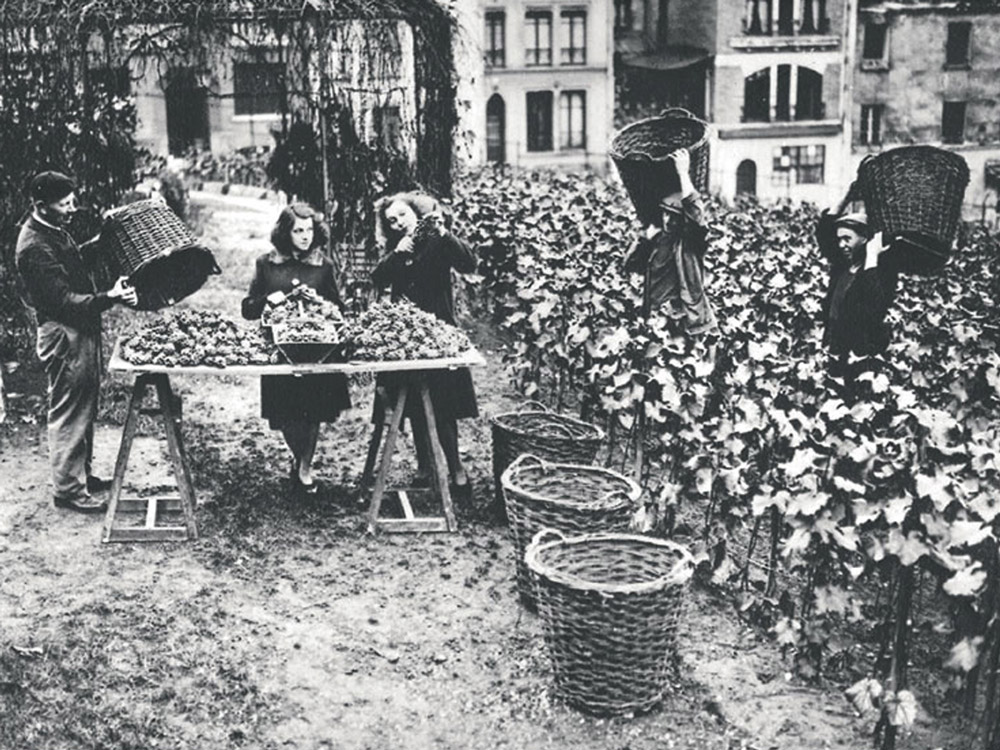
[743,15,831,36]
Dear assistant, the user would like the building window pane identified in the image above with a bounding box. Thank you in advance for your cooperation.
[559,90,586,149]
[773,145,825,184]
[614,0,634,32]
[946,22,972,67]
[745,0,773,35]
[525,11,552,67]
[860,104,883,145]
[862,23,887,60]
[942,101,966,144]
[795,67,824,120]
[485,11,505,68]
[526,91,553,151]
[561,10,587,65]
[775,64,791,121]
[233,60,284,116]
[743,67,770,122]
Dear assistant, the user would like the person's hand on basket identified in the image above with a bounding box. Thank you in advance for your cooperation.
[298,285,321,303]
[107,275,138,308]
[864,231,891,270]
[668,148,695,198]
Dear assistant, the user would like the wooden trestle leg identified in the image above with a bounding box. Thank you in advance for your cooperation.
[366,375,456,534]
[102,373,198,543]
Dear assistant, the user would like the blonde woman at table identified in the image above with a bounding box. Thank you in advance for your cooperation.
[371,191,478,499]
[241,203,351,495]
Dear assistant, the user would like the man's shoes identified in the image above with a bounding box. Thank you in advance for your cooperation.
[86,476,113,493]
[54,493,108,514]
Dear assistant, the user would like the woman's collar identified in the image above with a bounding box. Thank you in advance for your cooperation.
[266,248,325,266]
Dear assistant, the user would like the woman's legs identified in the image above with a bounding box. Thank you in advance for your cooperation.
[280,420,321,485]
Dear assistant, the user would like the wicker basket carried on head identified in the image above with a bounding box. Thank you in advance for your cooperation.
[490,401,604,512]
[855,145,970,275]
[500,454,639,611]
[526,529,695,716]
[610,107,710,226]
[101,199,221,310]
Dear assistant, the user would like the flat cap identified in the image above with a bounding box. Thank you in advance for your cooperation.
[29,171,76,205]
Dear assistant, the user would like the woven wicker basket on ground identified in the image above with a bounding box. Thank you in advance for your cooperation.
[102,200,220,310]
[526,530,695,716]
[610,108,710,226]
[490,402,604,511]
[501,454,639,611]
[855,145,970,275]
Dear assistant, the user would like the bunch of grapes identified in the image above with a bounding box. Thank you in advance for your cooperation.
[262,295,344,327]
[347,299,471,361]
[121,309,277,367]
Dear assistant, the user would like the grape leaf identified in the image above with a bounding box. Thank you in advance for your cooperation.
[945,636,983,673]
[943,564,987,598]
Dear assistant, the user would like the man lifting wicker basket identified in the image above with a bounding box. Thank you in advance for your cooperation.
[100,199,221,311]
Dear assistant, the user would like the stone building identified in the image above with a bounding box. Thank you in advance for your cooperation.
[622,0,854,204]
[454,0,616,168]
[854,1,1000,217]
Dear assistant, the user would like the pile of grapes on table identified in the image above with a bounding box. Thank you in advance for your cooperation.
[119,297,473,368]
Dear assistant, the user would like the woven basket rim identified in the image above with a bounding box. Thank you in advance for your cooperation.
[490,410,605,441]
[858,144,970,183]
[609,111,709,162]
[526,531,695,595]
[500,455,641,508]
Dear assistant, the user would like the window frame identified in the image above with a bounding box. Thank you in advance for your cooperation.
[559,90,587,149]
[485,10,506,68]
[232,56,285,118]
[859,104,883,146]
[861,22,889,70]
[525,10,553,67]
[942,100,967,144]
[945,21,972,69]
[772,144,825,185]
[560,9,587,66]
[526,90,554,152]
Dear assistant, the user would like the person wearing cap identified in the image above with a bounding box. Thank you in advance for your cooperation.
[622,148,718,336]
[15,170,138,513]
[816,190,897,378]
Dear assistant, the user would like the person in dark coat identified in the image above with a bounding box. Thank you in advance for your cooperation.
[622,148,718,336]
[242,203,351,494]
[816,201,898,381]
[371,191,478,495]
[16,171,138,512]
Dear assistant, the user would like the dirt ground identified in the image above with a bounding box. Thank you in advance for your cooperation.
[0,192,964,750]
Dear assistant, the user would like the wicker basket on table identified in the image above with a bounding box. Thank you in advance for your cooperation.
[610,108,710,226]
[101,199,221,310]
[490,401,604,512]
[526,529,695,716]
[855,145,970,275]
[500,454,640,611]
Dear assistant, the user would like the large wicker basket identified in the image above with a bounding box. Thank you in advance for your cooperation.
[526,530,695,716]
[102,200,221,310]
[855,146,970,275]
[490,402,604,511]
[501,454,639,611]
[610,108,710,226]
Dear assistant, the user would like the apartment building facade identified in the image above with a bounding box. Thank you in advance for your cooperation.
[709,0,853,204]
[455,0,615,168]
[854,2,1000,216]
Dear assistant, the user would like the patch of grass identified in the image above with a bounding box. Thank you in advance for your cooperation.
[0,597,282,749]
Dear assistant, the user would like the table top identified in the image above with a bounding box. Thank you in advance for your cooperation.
[109,340,488,376]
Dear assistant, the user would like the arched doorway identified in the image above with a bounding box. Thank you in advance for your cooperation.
[486,94,506,163]
[736,159,757,196]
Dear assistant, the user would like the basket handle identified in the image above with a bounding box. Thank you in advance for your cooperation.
[518,399,550,413]
[530,528,566,549]
[659,107,696,119]
[600,488,635,505]
[510,453,549,471]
